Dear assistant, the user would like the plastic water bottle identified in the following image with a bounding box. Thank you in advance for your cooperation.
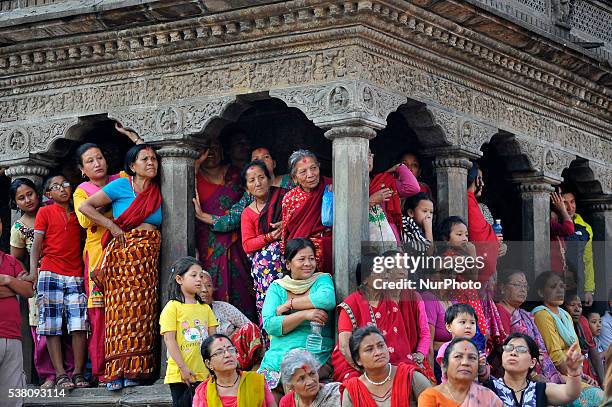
[492,219,503,236]
[305,322,324,352]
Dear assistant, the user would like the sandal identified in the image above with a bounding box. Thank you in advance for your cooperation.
[54,374,75,389]
[40,379,55,389]
[106,379,123,391]
[72,373,90,388]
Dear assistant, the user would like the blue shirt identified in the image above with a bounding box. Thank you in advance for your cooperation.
[102,177,162,227]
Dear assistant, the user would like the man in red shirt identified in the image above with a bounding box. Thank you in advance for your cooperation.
[26,174,88,389]
[0,217,34,406]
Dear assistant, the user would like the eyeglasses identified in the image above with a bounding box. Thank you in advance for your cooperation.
[502,344,530,354]
[507,283,529,290]
[210,347,237,359]
[48,181,71,191]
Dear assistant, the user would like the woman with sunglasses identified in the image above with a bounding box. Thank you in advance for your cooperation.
[484,333,582,406]
[193,334,276,407]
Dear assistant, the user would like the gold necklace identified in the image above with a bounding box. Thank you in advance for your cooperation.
[443,384,467,404]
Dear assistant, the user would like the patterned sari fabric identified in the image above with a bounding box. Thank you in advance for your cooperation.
[508,308,564,384]
[99,229,160,381]
[74,174,121,380]
[280,178,333,274]
[251,241,284,321]
[332,290,435,384]
[230,322,264,371]
[247,186,287,322]
[196,167,254,319]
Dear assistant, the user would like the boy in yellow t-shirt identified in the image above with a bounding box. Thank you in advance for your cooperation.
[160,257,218,407]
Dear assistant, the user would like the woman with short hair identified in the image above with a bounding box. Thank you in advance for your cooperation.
[279,349,340,407]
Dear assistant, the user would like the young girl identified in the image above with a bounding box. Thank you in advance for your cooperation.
[435,216,471,257]
[436,216,495,349]
[160,257,219,407]
[401,192,434,255]
[436,303,489,383]
[585,309,603,356]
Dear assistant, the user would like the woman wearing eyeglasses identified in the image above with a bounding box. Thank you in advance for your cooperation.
[484,333,582,407]
[193,334,276,407]
[494,270,563,383]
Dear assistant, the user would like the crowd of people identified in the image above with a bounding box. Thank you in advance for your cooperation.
[0,122,611,407]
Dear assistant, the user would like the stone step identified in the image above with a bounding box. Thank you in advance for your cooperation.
[24,383,173,407]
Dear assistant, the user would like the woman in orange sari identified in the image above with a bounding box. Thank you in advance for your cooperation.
[280,150,332,274]
[418,338,502,407]
[79,144,162,391]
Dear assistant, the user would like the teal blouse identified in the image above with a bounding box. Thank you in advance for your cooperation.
[259,273,336,375]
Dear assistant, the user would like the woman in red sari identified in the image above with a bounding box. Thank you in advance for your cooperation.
[240,160,287,321]
[194,138,254,319]
[332,251,434,383]
[368,148,420,245]
[280,150,332,274]
[79,144,162,391]
[340,326,432,407]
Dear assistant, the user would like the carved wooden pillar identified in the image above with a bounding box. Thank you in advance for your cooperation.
[272,80,407,302]
[432,154,473,223]
[324,126,376,301]
[584,199,612,302]
[155,144,199,377]
[109,97,236,379]
[5,164,50,190]
[516,179,555,277]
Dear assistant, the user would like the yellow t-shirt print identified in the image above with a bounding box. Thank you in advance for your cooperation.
[160,300,219,384]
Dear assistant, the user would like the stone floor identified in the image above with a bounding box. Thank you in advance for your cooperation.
[23,383,172,407]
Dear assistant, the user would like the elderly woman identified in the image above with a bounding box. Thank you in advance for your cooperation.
[332,251,433,383]
[79,143,162,390]
[200,270,264,371]
[279,349,340,407]
[280,150,332,274]
[418,337,502,406]
[72,124,141,383]
[194,334,276,407]
[341,326,431,407]
[240,160,287,320]
[485,333,582,407]
[495,269,563,383]
[258,238,336,391]
[532,271,604,405]
[194,137,253,318]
